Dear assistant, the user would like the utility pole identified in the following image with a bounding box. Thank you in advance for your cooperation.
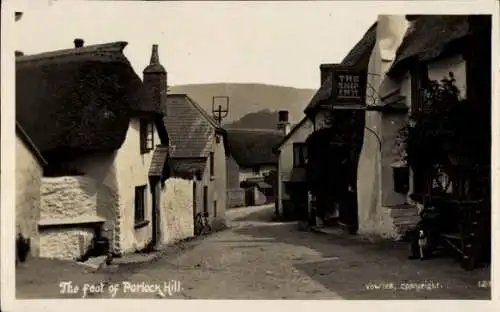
[212,96,229,125]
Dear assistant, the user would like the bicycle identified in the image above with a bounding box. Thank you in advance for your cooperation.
[194,212,212,236]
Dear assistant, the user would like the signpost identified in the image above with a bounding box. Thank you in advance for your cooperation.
[212,96,229,125]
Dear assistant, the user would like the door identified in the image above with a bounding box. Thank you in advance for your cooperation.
[193,182,197,215]
[203,186,209,216]
[151,179,161,247]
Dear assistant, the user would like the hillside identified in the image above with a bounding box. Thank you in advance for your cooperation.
[224,109,279,130]
[168,83,315,129]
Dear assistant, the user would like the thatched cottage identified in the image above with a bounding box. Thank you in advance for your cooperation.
[16,40,172,259]
[225,127,284,207]
[357,15,491,240]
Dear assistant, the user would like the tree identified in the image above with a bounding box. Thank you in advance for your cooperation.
[397,72,487,200]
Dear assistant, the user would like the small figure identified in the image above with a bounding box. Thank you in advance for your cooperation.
[418,230,430,260]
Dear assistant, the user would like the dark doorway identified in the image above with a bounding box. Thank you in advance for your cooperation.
[150,178,161,247]
[203,186,209,216]
[245,188,255,206]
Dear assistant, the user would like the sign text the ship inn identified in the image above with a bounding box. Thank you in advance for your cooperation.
[329,66,368,109]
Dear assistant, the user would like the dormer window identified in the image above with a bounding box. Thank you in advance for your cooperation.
[140,119,154,154]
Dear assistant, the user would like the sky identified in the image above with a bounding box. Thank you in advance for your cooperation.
[13,1,379,89]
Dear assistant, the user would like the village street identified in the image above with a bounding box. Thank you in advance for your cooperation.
[90,205,490,300]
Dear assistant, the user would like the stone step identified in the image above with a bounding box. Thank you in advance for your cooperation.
[390,209,418,215]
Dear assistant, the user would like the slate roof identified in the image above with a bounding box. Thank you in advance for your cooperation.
[163,94,224,159]
[225,128,284,168]
[240,176,272,189]
[16,41,164,163]
[169,157,207,179]
[304,22,377,114]
[387,15,470,76]
[148,145,170,177]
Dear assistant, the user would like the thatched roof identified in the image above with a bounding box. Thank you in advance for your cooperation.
[16,41,165,163]
[163,94,227,159]
[16,121,47,166]
[225,128,284,168]
[304,22,377,114]
[387,15,470,77]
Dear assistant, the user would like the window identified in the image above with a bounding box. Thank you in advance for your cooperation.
[209,152,215,178]
[410,64,429,114]
[140,119,154,154]
[134,185,147,226]
[293,143,307,168]
[410,64,429,197]
[203,186,209,217]
[193,182,197,215]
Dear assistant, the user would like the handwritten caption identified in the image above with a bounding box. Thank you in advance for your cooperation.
[59,280,182,298]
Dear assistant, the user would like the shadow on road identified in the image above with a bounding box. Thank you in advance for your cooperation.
[229,205,279,222]
[233,223,491,300]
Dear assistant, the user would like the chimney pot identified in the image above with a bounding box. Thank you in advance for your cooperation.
[15,51,24,57]
[150,44,159,64]
[277,110,291,135]
[74,38,84,48]
[278,110,289,123]
[15,12,23,21]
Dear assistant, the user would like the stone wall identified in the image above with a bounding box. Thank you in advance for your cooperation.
[39,228,94,260]
[40,176,98,220]
[226,155,240,190]
[254,187,267,206]
[227,188,245,208]
[39,176,104,260]
[161,178,194,244]
[16,135,43,257]
[57,152,121,254]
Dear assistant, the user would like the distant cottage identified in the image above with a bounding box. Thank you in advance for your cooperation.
[225,118,285,208]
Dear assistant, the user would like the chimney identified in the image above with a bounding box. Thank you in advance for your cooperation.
[15,51,24,57]
[74,38,84,48]
[143,44,168,114]
[319,63,339,86]
[377,15,409,63]
[15,12,23,22]
[277,110,291,135]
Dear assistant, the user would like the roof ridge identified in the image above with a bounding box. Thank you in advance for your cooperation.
[16,41,129,64]
[184,95,221,129]
[341,21,377,65]
[15,121,47,166]
[226,128,283,134]
[170,156,207,160]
